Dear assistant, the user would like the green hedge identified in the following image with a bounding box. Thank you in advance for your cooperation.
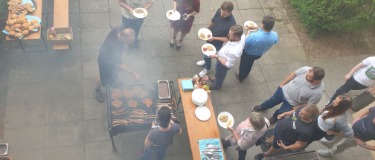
[289,0,375,35]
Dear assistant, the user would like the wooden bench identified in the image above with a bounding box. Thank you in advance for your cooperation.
[53,0,70,50]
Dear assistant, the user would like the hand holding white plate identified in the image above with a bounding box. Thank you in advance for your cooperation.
[133,8,148,18]
[166,10,181,21]
[244,21,258,30]
[201,43,216,56]
[198,28,213,40]
[217,112,234,129]
[195,106,211,121]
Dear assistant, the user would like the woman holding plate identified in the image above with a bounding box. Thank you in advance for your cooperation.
[169,0,200,50]
[221,112,269,160]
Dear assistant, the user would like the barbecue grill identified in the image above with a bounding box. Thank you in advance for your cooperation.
[106,81,178,151]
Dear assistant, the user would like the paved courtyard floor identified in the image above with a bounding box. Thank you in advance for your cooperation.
[0,0,373,159]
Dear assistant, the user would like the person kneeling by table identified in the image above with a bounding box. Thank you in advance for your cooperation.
[141,107,182,160]
[254,104,319,160]
[221,112,269,160]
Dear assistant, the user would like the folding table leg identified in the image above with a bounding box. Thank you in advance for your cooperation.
[110,133,117,152]
[18,40,26,53]
[41,30,49,53]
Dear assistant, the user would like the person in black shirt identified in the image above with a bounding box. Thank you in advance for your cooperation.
[318,106,375,157]
[195,1,236,78]
[95,26,140,102]
[254,104,319,160]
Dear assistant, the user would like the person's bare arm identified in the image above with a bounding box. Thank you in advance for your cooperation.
[208,36,228,43]
[345,62,366,80]
[277,140,307,150]
[280,71,297,87]
[143,0,154,10]
[355,138,375,151]
[172,0,177,10]
[144,135,152,148]
[117,0,134,12]
[352,108,370,124]
[227,127,240,142]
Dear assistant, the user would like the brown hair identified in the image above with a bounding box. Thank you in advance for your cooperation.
[312,67,325,81]
[322,95,352,120]
[262,15,275,31]
[303,104,320,119]
[230,25,243,38]
[221,1,234,12]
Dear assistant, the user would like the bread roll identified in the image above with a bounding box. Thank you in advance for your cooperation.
[9,31,16,36]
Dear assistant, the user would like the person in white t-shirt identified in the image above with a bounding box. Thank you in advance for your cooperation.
[328,56,375,105]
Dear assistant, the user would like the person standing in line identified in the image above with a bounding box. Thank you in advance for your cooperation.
[141,107,182,160]
[169,0,200,50]
[327,56,375,105]
[94,26,140,103]
[196,1,236,77]
[236,15,278,82]
[117,0,154,48]
[207,25,245,90]
[221,112,269,160]
[318,106,375,157]
[254,104,319,160]
[252,66,325,125]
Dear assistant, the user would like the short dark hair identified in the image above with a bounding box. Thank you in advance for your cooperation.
[230,25,243,38]
[303,104,319,119]
[262,15,275,31]
[221,1,234,12]
[312,67,325,81]
[158,107,171,128]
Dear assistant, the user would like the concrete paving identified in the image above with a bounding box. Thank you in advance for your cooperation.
[0,0,374,159]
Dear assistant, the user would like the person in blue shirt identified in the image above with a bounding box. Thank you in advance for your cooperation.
[236,15,279,82]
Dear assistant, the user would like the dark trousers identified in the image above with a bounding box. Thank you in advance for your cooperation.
[213,61,230,88]
[122,16,145,45]
[203,43,223,70]
[238,149,247,160]
[238,52,261,80]
[141,145,167,160]
[260,87,293,121]
[329,76,368,104]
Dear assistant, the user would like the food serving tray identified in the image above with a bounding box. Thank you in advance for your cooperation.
[158,80,171,99]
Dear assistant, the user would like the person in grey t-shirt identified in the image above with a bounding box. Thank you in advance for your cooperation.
[252,66,325,124]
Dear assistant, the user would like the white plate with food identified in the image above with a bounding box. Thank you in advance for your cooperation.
[195,106,211,121]
[133,8,148,18]
[217,111,234,129]
[198,28,213,40]
[201,43,216,56]
[244,21,258,31]
[166,10,181,21]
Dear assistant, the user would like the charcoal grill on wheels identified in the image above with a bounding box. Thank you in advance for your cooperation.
[106,81,178,151]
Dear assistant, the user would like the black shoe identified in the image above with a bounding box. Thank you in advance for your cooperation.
[95,89,104,103]
[254,153,265,160]
[221,138,231,149]
[209,84,219,90]
[252,105,266,112]
[269,117,277,125]
[235,70,243,83]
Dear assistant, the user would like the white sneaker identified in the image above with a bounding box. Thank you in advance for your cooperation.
[196,60,205,66]
[199,69,210,77]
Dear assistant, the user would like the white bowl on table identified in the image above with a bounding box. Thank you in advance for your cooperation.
[192,88,208,106]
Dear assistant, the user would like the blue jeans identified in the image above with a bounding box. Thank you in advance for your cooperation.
[203,43,223,70]
[260,87,293,121]
[213,61,230,88]
[238,52,262,80]
[141,145,167,160]
[328,76,367,104]
[122,16,145,45]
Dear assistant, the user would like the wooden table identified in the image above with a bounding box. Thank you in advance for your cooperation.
[177,78,226,160]
[53,0,70,50]
[5,0,48,52]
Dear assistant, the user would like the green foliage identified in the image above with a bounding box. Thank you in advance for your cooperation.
[289,0,375,35]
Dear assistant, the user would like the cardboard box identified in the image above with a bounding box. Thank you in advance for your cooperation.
[47,27,73,45]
